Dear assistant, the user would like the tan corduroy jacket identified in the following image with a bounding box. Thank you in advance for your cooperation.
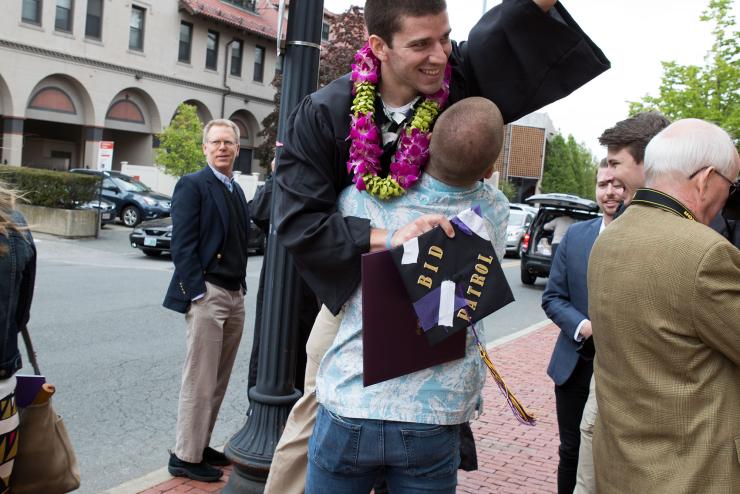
[587,204,740,493]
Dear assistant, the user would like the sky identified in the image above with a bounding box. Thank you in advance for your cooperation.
[322,0,736,157]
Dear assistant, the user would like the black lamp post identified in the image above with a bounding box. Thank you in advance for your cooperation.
[223,1,323,492]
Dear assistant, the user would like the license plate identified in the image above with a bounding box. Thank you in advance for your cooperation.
[102,213,111,220]
[144,237,157,247]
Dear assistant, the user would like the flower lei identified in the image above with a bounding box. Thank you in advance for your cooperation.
[347,43,451,199]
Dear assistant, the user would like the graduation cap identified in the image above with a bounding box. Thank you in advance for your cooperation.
[389,206,515,346]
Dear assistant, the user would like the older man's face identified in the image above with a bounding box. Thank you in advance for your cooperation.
[703,159,740,224]
[606,147,644,203]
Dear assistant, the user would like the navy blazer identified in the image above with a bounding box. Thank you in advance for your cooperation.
[542,217,601,385]
[163,166,250,314]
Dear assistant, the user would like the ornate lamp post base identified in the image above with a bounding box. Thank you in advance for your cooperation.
[223,389,301,494]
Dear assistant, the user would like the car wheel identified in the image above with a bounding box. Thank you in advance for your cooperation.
[142,249,160,257]
[513,240,522,259]
[521,264,536,285]
[122,205,141,227]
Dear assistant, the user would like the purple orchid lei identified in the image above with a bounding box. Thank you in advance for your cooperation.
[347,43,452,199]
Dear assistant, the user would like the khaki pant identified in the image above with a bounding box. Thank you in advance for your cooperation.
[574,375,597,494]
[174,282,245,463]
[263,305,342,494]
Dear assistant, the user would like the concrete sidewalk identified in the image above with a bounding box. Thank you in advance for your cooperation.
[121,321,560,494]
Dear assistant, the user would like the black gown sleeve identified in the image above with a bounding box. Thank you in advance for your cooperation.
[450,0,610,123]
[248,176,272,234]
[275,93,370,315]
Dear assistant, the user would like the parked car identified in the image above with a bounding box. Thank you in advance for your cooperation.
[519,193,600,285]
[76,197,117,226]
[69,169,171,227]
[506,204,536,257]
[129,216,267,257]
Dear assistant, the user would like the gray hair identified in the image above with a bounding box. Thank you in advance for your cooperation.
[202,119,240,145]
[644,118,736,184]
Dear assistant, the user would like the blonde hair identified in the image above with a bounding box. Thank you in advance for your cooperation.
[0,180,22,237]
[202,119,240,145]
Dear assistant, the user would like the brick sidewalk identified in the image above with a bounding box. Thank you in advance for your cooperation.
[136,323,559,494]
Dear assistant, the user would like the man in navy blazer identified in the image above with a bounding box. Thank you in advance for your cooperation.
[163,119,250,482]
[541,161,624,493]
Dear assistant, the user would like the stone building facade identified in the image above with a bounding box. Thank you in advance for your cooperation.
[0,0,289,175]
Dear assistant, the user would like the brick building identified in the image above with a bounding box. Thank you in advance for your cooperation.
[493,112,555,202]
[0,0,295,175]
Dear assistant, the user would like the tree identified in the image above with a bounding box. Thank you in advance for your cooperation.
[254,6,366,170]
[154,103,204,178]
[254,74,281,170]
[499,180,517,201]
[628,0,738,148]
[540,133,597,200]
[318,6,367,87]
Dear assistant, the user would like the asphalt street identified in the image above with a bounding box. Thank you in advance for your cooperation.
[27,224,547,493]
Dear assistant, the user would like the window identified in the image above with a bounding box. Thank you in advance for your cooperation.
[178,22,193,63]
[230,40,243,76]
[129,5,145,51]
[206,30,219,70]
[22,0,42,24]
[85,0,103,39]
[253,45,265,82]
[321,22,330,42]
[223,0,256,12]
[55,0,73,32]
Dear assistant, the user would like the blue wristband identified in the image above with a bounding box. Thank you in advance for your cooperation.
[385,229,395,250]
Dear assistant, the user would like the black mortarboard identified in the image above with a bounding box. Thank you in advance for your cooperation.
[389,206,515,346]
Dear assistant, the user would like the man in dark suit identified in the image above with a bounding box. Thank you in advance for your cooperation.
[163,119,250,482]
[541,160,624,493]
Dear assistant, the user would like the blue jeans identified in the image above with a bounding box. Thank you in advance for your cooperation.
[306,405,461,494]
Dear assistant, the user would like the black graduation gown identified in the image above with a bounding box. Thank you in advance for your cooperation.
[275,0,610,315]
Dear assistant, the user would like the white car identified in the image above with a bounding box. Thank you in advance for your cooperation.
[505,204,536,256]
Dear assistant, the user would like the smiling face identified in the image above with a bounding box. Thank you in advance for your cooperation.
[369,11,452,106]
[595,166,626,223]
[202,124,239,177]
[606,147,644,203]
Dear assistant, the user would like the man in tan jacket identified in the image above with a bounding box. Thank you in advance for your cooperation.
[587,118,740,493]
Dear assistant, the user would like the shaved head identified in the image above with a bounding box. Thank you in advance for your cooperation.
[427,97,504,186]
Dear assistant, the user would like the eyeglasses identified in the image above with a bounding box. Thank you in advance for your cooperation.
[688,166,738,195]
[207,140,237,148]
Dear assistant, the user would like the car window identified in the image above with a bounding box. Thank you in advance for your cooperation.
[103,177,116,189]
[111,175,151,192]
[508,211,526,226]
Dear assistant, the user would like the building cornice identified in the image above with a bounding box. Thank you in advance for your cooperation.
[0,38,274,106]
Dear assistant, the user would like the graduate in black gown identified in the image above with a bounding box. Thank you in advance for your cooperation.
[264,1,610,491]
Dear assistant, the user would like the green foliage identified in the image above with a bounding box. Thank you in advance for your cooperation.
[255,74,281,171]
[628,0,739,148]
[540,134,597,200]
[155,103,204,178]
[0,165,98,209]
[499,180,517,201]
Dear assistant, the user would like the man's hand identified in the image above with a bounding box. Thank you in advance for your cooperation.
[579,320,593,340]
[370,214,455,252]
[532,0,557,12]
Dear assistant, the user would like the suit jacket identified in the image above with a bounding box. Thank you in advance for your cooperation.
[588,204,740,493]
[542,217,601,385]
[163,166,250,314]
